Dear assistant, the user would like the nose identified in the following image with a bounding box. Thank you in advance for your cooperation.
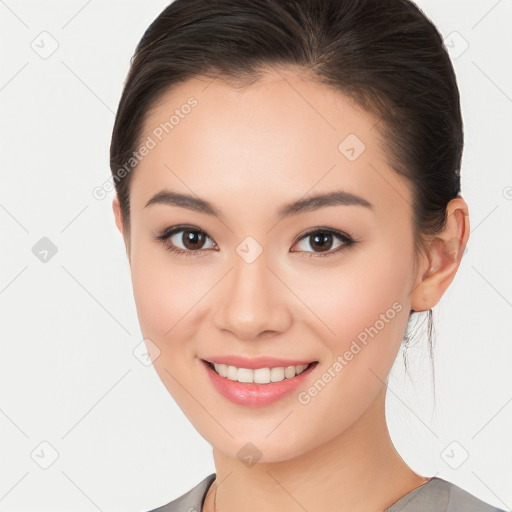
[212,252,293,340]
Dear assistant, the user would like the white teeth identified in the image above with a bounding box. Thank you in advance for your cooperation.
[270,367,284,382]
[212,363,310,384]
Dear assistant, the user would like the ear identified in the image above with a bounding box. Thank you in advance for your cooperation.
[112,195,131,262]
[410,197,470,312]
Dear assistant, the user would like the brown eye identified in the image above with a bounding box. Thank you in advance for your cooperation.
[155,225,217,256]
[291,228,355,257]
[308,232,334,252]
[181,229,208,250]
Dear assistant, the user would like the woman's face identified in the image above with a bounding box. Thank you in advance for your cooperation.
[115,69,425,462]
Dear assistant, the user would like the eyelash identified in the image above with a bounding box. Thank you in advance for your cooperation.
[154,225,357,259]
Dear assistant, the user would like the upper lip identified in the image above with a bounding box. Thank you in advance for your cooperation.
[202,355,317,369]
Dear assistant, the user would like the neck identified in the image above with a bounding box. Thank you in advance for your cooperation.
[204,387,428,512]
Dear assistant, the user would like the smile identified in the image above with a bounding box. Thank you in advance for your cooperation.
[201,359,319,407]
[206,361,313,384]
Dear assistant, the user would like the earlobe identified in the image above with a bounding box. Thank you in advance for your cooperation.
[410,198,470,312]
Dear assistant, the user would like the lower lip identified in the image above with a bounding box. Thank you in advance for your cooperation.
[201,360,318,407]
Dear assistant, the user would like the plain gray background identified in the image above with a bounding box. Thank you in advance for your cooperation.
[1,0,511,511]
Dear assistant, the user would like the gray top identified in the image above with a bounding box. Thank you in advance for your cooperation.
[146,473,507,512]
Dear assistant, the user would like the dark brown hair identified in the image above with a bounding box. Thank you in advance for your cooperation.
[110,0,464,380]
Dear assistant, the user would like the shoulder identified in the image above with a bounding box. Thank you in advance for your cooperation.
[385,477,508,512]
[144,473,216,512]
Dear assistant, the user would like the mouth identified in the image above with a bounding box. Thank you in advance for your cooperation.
[200,358,319,407]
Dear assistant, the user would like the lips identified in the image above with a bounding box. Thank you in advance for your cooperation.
[201,358,319,406]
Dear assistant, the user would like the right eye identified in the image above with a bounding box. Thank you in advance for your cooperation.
[154,225,218,257]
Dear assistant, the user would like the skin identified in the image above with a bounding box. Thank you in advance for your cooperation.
[113,68,470,512]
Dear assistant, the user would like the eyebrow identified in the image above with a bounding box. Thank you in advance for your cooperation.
[144,189,373,219]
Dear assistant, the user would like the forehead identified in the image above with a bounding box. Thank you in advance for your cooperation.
[130,69,412,219]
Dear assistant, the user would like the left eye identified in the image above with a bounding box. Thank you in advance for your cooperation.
[291,229,354,257]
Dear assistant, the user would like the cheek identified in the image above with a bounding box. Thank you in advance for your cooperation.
[129,243,214,403]
[129,241,207,344]
[278,248,414,442]
[290,243,413,349]
[131,246,169,338]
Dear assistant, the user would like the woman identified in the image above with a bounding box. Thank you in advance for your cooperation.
[109,0,506,510]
